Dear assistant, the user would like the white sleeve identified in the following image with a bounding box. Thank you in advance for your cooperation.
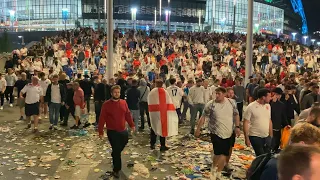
[243,105,252,121]
[20,85,28,94]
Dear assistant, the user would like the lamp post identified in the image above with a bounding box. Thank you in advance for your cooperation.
[159,0,162,31]
[245,0,253,86]
[9,10,15,31]
[276,28,281,38]
[18,36,25,46]
[291,32,297,41]
[104,0,107,32]
[62,8,69,31]
[198,10,201,32]
[317,42,320,46]
[165,10,171,33]
[311,39,315,45]
[154,8,157,29]
[107,0,113,80]
[131,8,137,31]
[303,36,308,45]
[232,0,237,34]
[168,0,170,33]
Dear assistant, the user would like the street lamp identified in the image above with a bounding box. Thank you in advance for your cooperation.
[18,36,25,46]
[311,39,316,45]
[154,8,157,28]
[165,10,171,33]
[62,8,69,31]
[232,0,237,34]
[198,11,201,32]
[131,8,137,31]
[317,42,320,46]
[276,28,281,38]
[9,10,15,30]
[303,36,308,45]
[254,23,259,33]
[159,0,162,31]
[291,32,297,41]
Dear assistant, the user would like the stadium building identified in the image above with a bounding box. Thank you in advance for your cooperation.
[0,0,307,36]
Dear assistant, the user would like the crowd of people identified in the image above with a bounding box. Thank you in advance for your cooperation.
[1,27,320,179]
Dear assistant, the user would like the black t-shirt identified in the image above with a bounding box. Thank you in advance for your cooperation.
[14,79,29,97]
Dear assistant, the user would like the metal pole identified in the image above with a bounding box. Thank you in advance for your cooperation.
[159,0,162,31]
[232,3,236,34]
[98,0,101,30]
[245,0,253,85]
[167,12,170,34]
[107,0,114,80]
[65,20,66,31]
[104,0,107,32]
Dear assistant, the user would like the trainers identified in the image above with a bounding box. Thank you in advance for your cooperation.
[26,123,31,129]
[19,116,24,120]
[49,125,53,130]
[83,122,91,128]
[9,103,13,107]
[70,125,79,129]
[150,145,155,150]
[39,116,42,120]
[0,106,3,110]
[112,171,120,178]
[44,116,48,119]
[160,146,170,152]
[53,126,58,130]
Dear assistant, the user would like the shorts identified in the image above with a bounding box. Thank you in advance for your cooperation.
[75,105,81,117]
[210,133,233,156]
[18,98,25,108]
[25,102,40,117]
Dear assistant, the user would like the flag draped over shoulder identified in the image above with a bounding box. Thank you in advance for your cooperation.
[147,87,178,137]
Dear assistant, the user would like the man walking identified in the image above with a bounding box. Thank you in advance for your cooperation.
[137,79,150,130]
[188,78,205,134]
[126,79,140,133]
[99,85,135,178]
[167,78,184,124]
[71,82,85,129]
[45,74,66,130]
[4,68,17,107]
[20,76,43,133]
[243,88,273,156]
[195,87,240,180]
[14,72,29,119]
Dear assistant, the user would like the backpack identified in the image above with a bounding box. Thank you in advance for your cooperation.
[246,152,274,180]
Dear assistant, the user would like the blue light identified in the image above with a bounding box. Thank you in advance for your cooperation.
[290,0,308,35]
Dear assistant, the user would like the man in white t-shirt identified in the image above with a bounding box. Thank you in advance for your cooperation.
[167,78,184,124]
[243,88,273,156]
[195,87,240,180]
[39,72,51,119]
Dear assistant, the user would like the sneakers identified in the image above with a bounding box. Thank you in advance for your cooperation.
[9,103,13,107]
[39,116,42,120]
[26,123,31,129]
[83,122,91,128]
[19,116,24,120]
[210,168,218,180]
[111,171,120,178]
[44,116,48,119]
[0,106,3,110]
[49,125,53,130]
[150,145,155,150]
[70,125,79,129]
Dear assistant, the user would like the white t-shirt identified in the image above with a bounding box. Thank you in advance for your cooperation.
[243,101,271,138]
[34,61,43,71]
[20,84,43,104]
[39,79,51,96]
[51,84,61,103]
[167,85,184,109]
[61,57,69,66]
[100,58,107,66]
[0,78,7,92]
[288,64,297,73]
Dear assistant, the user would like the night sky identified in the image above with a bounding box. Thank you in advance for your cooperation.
[303,0,320,32]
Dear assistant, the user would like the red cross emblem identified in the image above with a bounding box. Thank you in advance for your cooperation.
[148,88,176,137]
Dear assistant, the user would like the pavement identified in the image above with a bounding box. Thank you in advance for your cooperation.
[0,101,254,180]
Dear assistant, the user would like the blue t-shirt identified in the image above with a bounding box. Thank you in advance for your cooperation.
[260,157,278,180]
[184,87,190,95]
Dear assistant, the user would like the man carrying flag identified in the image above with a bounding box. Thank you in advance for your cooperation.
[148,79,179,151]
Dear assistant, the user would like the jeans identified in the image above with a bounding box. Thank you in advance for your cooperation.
[272,130,281,152]
[5,86,14,104]
[181,100,192,121]
[249,136,272,156]
[237,102,244,121]
[95,101,103,126]
[139,102,150,129]
[63,106,75,124]
[49,103,61,126]
[150,128,166,147]
[130,109,140,132]
[107,130,129,172]
[190,103,205,133]
[0,92,4,106]
[176,108,182,123]
[85,95,91,113]
[94,56,100,67]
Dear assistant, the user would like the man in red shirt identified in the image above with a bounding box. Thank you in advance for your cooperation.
[71,82,85,129]
[99,85,135,178]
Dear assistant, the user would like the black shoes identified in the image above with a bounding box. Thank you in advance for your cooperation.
[160,146,170,152]
[49,125,53,130]
[60,123,68,127]
[26,123,31,129]
[70,125,79,129]
[111,171,120,178]
[150,145,155,150]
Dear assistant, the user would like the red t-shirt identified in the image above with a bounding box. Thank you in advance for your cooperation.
[133,60,141,68]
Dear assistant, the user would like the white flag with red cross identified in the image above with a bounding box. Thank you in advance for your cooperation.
[148,87,179,137]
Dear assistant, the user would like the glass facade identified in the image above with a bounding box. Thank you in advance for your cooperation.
[205,0,284,34]
[0,0,81,30]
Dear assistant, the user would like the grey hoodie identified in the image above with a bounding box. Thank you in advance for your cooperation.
[137,79,150,102]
